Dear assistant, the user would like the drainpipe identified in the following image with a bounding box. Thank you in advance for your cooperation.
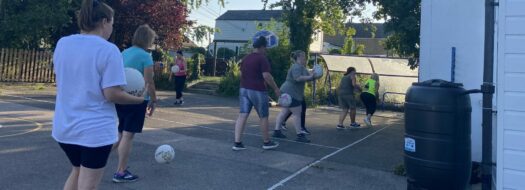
[482,0,497,189]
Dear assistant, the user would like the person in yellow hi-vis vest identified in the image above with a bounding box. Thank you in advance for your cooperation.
[360,73,380,127]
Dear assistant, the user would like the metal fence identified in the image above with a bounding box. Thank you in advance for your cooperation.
[0,48,55,83]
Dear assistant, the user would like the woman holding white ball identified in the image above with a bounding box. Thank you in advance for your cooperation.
[169,50,187,105]
[272,50,315,143]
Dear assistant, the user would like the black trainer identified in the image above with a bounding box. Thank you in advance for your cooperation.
[232,142,246,151]
[262,141,279,150]
[296,134,311,143]
[272,130,287,138]
[336,125,345,129]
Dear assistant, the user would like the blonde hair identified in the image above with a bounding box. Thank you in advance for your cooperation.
[132,24,158,50]
[77,0,114,32]
[290,50,305,63]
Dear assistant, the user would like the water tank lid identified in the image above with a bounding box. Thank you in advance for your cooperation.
[413,79,463,88]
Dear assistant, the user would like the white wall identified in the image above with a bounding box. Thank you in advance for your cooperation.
[420,0,485,162]
[497,0,525,189]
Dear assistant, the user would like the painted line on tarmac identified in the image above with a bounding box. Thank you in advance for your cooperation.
[1,94,55,104]
[150,117,340,150]
[155,108,236,122]
[0,116,44,138]
[267,125,390,190]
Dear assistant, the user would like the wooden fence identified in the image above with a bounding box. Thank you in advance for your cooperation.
[0,48,55,83]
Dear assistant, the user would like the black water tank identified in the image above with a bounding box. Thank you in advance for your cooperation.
[404,79,472,190]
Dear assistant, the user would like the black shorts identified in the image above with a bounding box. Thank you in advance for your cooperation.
[116,100,148,133]
[59,143,112,169]
[288,98,302,108]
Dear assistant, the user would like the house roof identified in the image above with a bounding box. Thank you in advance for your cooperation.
[324,23,387,48]
[216,10,285,21]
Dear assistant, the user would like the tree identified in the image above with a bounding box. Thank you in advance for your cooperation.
[342,27,356,55]
[108,0,188,49]
[369,0,421,68]
[0,0,71,49]
[265,0,366,53]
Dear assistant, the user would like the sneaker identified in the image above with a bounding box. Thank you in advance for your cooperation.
[364,117,372,127]
[280,123,288,131]
[173,101,180,105]
[262,141,279,150]
[300,128,311,135]
[272,130,287,138]
[336,125,345,129]
[232,142,246,151]
[112,169,139,183]
[350,122,361,128]
[295,134,311,143]
[179,100,184,105]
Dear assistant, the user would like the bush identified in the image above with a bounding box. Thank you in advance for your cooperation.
[354,44,365,55]
[329,48,341,55]
[188,53,203,81]
[217,59,241,96]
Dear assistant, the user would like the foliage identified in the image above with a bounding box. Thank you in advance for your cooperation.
[328,48,341,55]
[186,24,217,45]
[216,47,236,60]
[183,0,224,10]
[342,27,356,55]
[0,0,72,49]
[217,59,241,96]
[189,53,204,80]
[265,0,366,53]
[354,44,365,55]
[369,0,421,68]
[184,47,206,55]
[108,0,188,50]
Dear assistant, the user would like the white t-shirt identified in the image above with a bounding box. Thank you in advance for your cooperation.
[52,34,126,147]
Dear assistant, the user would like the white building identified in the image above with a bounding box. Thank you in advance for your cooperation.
[420,0,525,189]
[212,10,323,54]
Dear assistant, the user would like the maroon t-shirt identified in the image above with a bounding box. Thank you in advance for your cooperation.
[240,52,271,91]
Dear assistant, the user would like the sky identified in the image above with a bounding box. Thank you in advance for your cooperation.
[188,0,379,47]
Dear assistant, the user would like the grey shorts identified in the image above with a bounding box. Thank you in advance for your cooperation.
[339,94,357,109]
[239,88,269,118]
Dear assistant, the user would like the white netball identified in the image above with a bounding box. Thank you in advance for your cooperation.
[313,64,323,78]
[155,144,175,164]
[171,65,180,73]
[122,68,145,97]
[278,93,292,107]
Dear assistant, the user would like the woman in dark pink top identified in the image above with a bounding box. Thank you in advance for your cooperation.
[169,50,187,105]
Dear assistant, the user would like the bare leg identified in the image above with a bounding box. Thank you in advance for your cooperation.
[111,132,123,152]
[275,108,290,130]
[234,113,249,143]
[116,131,135,173]
[63,166,80,190]
[289,106,303,134]
[350,108,357,123]
[339,108,349,126]
[77,166,105,190]
[260,117,271,142]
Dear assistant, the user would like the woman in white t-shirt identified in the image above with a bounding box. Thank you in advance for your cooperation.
[52,0,144,189]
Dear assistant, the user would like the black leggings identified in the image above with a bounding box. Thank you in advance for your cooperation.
[174,75,186,99]
[360,92,377,115]
[283,100,307,130]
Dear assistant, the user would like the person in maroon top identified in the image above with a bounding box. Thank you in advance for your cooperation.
[232,36,280,151]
